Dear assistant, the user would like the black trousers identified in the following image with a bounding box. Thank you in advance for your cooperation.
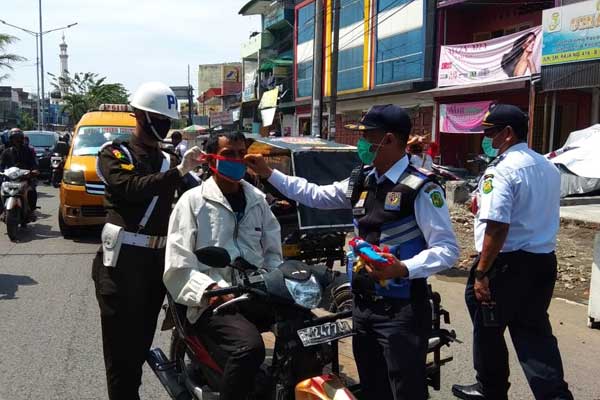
[465,251,573,400]
[92,245,166,400]
[352,287,431,400]
[193,302,267,400]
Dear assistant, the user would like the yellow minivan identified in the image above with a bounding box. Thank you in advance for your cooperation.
[58,104,136,237]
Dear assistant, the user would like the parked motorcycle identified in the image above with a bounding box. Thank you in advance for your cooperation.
[50,153,65,188]
[148,246,357,400]
[0,167,36,241]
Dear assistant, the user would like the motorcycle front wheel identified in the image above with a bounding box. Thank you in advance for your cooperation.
[6,207,20,241]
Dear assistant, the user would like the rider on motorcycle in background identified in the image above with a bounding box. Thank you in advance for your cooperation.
[0,128,39,219]
[163,130,283,400]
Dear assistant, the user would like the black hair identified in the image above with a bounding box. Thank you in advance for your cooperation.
[501,32,536,77]
[171,131,182,139]
[205,131,246,154]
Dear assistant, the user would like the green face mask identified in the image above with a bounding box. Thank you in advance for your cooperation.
[481,136,499,158]
[356,137,383,165]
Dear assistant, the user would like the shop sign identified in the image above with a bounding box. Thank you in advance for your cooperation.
[210,111,233,126]
[438,26,542,87]
[542,0,600,66]
[439,101,493,134]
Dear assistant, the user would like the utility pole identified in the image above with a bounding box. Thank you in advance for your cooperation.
[38,0,46,129]
[187,65,194,126]
[310,0,324,137]
[328,0,340,141]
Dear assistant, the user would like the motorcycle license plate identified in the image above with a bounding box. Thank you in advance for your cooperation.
[297,318,354,347]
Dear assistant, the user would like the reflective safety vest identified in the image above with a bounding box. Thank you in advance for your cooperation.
[347,165,434,299]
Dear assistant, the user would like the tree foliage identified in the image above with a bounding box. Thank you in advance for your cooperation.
[51,72,129,124]
[19,111,35,131]
[0,34,26,82]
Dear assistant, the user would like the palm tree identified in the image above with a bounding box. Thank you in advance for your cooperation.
[0,34,25,81]
[51,72,129,124]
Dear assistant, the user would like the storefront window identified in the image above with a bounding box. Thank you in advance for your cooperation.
[375,0,425,85]
[338,0,365,92]
[296,2,315,98]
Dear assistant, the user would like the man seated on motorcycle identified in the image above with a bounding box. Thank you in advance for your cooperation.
[164,130,283,400]
[0,128,39,219]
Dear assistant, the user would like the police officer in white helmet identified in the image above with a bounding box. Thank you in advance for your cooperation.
[92,82,202,400]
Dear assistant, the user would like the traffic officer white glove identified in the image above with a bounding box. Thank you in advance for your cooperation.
[177,146,203,176]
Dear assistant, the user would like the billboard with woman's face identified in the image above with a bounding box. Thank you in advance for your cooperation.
[438,26,542,87]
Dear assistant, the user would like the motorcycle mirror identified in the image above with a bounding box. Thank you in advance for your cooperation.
[194,247,231,268]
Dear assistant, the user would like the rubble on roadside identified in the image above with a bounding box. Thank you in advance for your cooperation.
[449,205,595,303]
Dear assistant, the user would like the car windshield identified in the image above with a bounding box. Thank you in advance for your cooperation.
[26,133,56,148]
[73,126,134,156]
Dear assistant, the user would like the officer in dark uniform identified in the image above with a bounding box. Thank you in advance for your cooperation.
[452,104,573,400]
[92,82,202,400]
[245,104,459,400]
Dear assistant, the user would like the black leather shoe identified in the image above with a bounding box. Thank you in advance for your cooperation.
[452,383,486,399]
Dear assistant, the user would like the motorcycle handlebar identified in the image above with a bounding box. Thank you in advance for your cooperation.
[204,286,245,298]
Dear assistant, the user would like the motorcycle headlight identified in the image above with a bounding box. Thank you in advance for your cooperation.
[1,182,22,195]
[285,276,322,309]
[63,169,85,186]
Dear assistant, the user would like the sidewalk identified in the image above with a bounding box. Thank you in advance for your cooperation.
[561,203,600,225]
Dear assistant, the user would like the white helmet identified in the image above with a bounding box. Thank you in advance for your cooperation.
[130,81,179,120]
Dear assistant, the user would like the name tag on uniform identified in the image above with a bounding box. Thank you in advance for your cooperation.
[384,192,402,211]
[353,208,366,216]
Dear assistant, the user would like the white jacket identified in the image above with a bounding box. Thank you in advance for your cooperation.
[164,177,283,323]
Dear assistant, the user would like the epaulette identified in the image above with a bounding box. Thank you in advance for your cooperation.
[399,165,435,191]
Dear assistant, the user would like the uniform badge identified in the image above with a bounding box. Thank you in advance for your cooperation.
[112,149,126,161]
[384,192,402,211]
[482,178,493,194]
[120,163,134,171]
[430,191,444,208]
[355,191,368,208]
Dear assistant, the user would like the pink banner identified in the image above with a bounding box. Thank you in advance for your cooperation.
[438,26,542,87]
[439,101,493,134]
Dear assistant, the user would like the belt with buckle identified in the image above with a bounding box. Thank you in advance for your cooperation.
[122,231,167,249]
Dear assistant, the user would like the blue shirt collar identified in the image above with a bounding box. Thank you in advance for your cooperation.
[368,155,409,184]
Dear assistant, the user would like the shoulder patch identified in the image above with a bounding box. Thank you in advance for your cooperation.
[111,148,127,161]
[120,163,134,171]
[430,191,444,208]
[482,178,493,194]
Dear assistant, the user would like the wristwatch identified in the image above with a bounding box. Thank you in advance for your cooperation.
[474,269,488,280]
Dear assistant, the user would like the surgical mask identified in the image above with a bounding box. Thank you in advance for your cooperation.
[356,136,384,165]
[142,111,171,141]
[481,136,499,158]
[210,155,247,182]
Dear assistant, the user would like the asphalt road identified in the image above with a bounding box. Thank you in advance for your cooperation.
[1,185,599,400]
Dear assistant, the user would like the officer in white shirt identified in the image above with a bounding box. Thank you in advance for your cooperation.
[452,104,573,400]
[246,104,459,400]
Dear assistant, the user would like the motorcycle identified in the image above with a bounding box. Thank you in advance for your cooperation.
[148,247,458,399]
[0,167,36,241]
[49,153,65,188]
[148,246,357,400]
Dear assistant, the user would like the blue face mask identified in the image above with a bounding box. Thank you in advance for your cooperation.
[214,157,246,181]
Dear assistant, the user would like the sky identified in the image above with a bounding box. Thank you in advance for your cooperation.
[1,0,260,96]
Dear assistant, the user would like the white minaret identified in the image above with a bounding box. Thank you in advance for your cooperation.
[59,34,69,96]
